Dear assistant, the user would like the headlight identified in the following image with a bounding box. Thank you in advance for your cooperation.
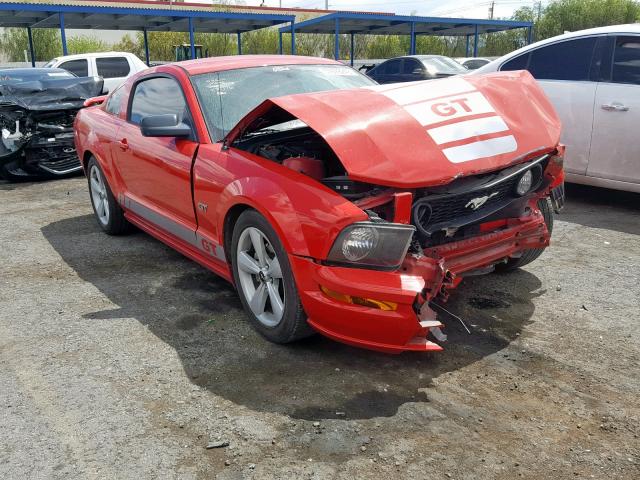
[515,169,533,196]
[327,222,415,269]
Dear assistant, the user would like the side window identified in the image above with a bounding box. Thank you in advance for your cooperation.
[105,86,124,116]
[59,59,88,77]
[403,59,424,74]
[527,37,597,81]
[129,77,189,127]
[611,36,640,85]
[501,53,529,71]
[96,57,131,79]
[385,59,402,75]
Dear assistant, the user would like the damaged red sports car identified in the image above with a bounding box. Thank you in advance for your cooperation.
[74,55,565,353]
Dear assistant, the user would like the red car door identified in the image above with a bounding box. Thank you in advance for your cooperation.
[115,75,198,238]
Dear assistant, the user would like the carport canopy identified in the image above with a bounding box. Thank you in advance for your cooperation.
[0,1,295,66]
[278,12,534,65]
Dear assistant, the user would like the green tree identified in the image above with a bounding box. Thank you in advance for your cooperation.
[67,35,110,55]
[0,28,61,62]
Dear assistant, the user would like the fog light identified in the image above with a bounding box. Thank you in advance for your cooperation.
[515,169,533,196]
[320,285,397,311]
[341,227,379,261]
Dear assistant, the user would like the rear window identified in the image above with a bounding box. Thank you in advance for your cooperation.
[96,57,131,79]
[192,64,374,141]
[59,59,88,77]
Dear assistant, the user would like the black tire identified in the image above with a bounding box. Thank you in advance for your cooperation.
[231,210,314,344]
[87,157,130,235]
[497,197,554,272]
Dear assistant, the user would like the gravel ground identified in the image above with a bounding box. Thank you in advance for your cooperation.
[0,177,638,480]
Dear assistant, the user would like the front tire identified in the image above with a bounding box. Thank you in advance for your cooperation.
[231,210,314,344]
[497,197,554,271]
[87,157,130,235]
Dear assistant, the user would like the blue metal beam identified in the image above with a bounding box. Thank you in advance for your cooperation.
[290,19,295,55]
[143,28,150,66]
[334,17,340,60]
[59,12,67,56]
[188,16,195,59]
[27,26,35,67]
[237,31,242,55]
[473,24,479,57]
[278,30,283,54]
[350,33,354,66]
[465,34,470,57]
[409,21,416,55]
[527,26,533,44]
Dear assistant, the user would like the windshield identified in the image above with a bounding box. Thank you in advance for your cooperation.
[192,64,375,141]
[0,69,75,83]
[422,57,468,75]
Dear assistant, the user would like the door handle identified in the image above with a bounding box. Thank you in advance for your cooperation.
[602,103,630,112]
[118,138,129,151]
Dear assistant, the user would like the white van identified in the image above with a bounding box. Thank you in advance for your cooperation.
[44,52,148,93]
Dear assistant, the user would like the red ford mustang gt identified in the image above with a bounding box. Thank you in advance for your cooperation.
[74,55,564,353]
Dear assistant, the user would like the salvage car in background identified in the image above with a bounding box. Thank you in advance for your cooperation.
[456,57,492,70]
[74,56,564,353]
[476,24,640,193]
[366,55,468,83]
[45,52,147,93]
[0,68,103,180]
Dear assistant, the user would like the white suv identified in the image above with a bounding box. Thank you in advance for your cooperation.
[45,52,148,93]
[476,25,640,193]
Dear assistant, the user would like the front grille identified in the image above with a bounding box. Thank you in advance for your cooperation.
[411,156,548,243]
[27,148,81,174]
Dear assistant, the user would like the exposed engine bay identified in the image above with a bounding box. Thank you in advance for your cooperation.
[0,76,103,180]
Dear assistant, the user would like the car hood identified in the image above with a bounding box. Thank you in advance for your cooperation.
[0,76,104,111]
[227,70,561,188]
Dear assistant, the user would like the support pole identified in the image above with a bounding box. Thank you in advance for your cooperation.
[473,24,479,57]
[349,32,354,66]
[527,26,533,44]
[27,27,35,67]
[334,17,340,60]
[188,17,196,60]
[290,20,295,55]
[278,30,283,54]
[237,31,242,55]
[409,22,416,55]
[143,28,150,66]
[59,13,67,56]
[465,34,470,57]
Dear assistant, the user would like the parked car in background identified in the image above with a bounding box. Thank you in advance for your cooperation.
[476,24,640,193]
[0,68,103,180]
[366,55,468,84]
[75,56,564,353]
[45,52,147,93]
[456,57,492,70]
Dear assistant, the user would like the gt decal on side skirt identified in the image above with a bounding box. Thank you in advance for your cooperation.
[123,195,226,262]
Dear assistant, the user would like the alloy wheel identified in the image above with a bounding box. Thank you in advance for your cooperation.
[236,227,285,327]
[89,165,110,226]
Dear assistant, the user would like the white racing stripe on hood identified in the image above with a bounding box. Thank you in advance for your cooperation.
[373,77,518,163]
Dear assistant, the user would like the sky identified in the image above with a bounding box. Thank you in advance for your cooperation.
[258,0,541,19]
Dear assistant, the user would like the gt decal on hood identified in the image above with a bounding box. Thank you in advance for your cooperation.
[370,78,517,163]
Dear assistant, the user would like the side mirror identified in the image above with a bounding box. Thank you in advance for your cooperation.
[83,95,107,108]
[412,68,425,74]
[140,114,192,138]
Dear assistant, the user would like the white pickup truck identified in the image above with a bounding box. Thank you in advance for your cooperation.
[44,52,148,93]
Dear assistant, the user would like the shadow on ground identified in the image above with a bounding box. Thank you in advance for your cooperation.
[43,214,542,420]
[561,184,640,235]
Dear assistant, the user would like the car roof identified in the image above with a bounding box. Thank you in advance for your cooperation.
[176,55,342,75]
[479,23,640,71]
[0,67,70,75]
[52,51,135,61]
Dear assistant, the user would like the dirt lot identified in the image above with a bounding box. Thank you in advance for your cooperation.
[0,177,638,480]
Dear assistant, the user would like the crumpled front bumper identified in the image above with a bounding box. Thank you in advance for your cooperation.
[290,207,550,354]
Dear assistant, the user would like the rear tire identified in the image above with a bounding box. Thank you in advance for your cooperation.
[87,157,130,235]
[496,197,553,271]
[231,210,314,344]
